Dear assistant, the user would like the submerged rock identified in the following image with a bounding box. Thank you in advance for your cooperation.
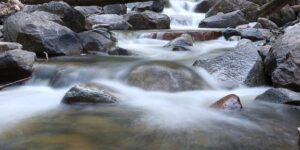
[165,33,193,51]
[125,10,170,30]
[3,12,83,56]
[108,47,132,56]
[210,94,242,111]
[127,61,210,92]
[78,28,116,53]
[199,10,248,28]
[255,88,300,105]
[0,49,36,83]
[0,42,22,52]
[62,83,118,105]
[193,39,268,88]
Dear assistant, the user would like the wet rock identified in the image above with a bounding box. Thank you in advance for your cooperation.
[23,1,86,32]
[193,39,268,88]
[199,10,249,28]
[269,5,297,27]
[125,10,170,30]
[62,83,118,105]
[127,61,210,92]
[272,50,300,92]
[78,28,116,53]
[165,33,193,51]
[103,4,127,15]
[210,94,242,111]
[257,17,279,30]
[74,6,104,17]
[265,23,300,87]
[240,28,264,41]
[0,42,22,52]
[132,0,165,12]
[108,47,132,56]
[0,49,36,83]
[86,14,132,30]
[194,0,214,13]
[3,12,83,56]
[255,88,300,105]
[205,0,259,19]
[223,28,241,39]
[140,30,222,41]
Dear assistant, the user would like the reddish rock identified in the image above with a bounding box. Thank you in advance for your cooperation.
[210,94,243,111]
[140,30,222,41]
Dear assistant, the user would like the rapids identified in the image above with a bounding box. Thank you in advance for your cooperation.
[0,0,299,150]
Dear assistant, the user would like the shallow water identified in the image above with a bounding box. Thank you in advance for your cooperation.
[0,0,299,150]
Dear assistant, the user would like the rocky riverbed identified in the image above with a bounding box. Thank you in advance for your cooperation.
[0,0,300,149]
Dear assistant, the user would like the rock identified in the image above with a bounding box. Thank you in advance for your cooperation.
[23,1,86,32]
[255,88,300,105]
[125,10,170,30]
[240,28,265,41]
[194,0,214,13]
[132,0,165,12]
[0,49,36,83]
[269,5,297,27]
[74,6,104,17]
[199,10,249,28]
[205,0,259,19]
[165,33,193,51]
[257,17,279,30]
[0,42,22,52]
[103,4,127,15]
[86,14,132,30]
[127,61,210,92]
[3,12,83,56]
[31,11,63,25]
[210,94,242,111]
[62,83,118,105]
[108,47,132,56]
[193,39,268,88]
[223,28,241,39]
[272,50,300,92]
[0,25,2,38]
[78,28,116,53]
[140,30,222,41]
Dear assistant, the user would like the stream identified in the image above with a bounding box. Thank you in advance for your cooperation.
[0,0,299,150]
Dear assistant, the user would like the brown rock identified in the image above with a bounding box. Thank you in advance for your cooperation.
[0,42,22,52]
[210,94,242,111]
[140,30,222,41]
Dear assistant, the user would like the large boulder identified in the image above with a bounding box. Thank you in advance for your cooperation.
[0,42,22,52]
[103,4,127,15]
[194,0,216,13]
[132,0,165,12]
[3,12,83,56]
[199,10,249,28]
[193,39,268,88]
[125,10,170,30]
[74,6,103,17]
[255,88,300,105]
[23,1,86,32]
[62,83,118,105]
[0,49,36,83]
[78,28,116,53]
[205,0,259,19]
[268,5,297,27]
[265,23,300,91]
[86,14,132,30]
[127,61,210,92]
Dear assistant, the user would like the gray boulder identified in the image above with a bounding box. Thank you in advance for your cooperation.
[86,14,132,30]
[199,10,249,28]
[62,83,118,105]
[78,28,116,53]
[103,4,127,15]
[0,49,36,83]
[125,10,170,30]
[23,1,86,32]
[194,0,215,13]
[74,6,104,17]
[127,61,210,92]
[240,28,265,41]
[3,12,83,56]
[255,88,300,105]
[0,42,22,52]
[193,39,268,88]
[132,0,165,12]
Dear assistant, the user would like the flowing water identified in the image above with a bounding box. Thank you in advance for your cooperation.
[0,1,300,150]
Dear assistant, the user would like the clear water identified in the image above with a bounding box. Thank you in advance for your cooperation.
[0,1,299,150]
